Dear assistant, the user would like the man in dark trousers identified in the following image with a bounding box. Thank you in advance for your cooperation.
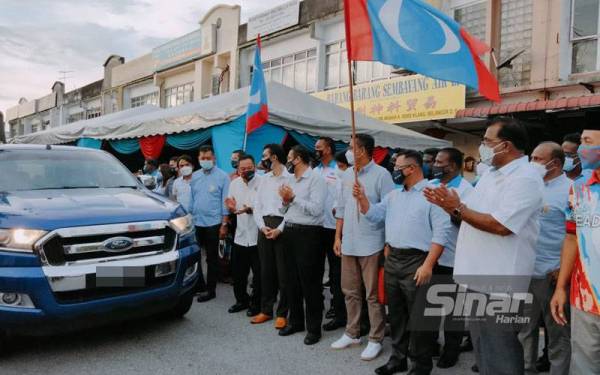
[357,149,451,375]
[190,145,230,302]
[277,145,327,345]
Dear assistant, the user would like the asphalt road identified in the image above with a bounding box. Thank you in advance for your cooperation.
[2,283,476,375]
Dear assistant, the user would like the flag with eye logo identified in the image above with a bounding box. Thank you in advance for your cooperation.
[343,0,500,102]
[246,34,269,134]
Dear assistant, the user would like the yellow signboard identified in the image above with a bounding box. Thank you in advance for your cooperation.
[312,75,465,124]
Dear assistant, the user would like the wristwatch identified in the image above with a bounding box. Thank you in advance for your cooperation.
[452,203,466,219]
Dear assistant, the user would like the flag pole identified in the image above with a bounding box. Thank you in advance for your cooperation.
[242,131,248,152]
[345,50,361,220]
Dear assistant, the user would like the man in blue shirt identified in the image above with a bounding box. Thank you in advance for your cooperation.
[519,142,572,375]
[356,149,450,375]
[190,145,230,302]
[428,148,474,369]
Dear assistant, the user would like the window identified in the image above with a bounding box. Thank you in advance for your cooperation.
[325,40,393,89]
[164,83,194,108]
[31,124,39,133]
[262,48,317,93]
[131,92,158,108]
[67,113,84,124]
[571,0,600,73]
[86,108,101,120]
[499,0,533,87]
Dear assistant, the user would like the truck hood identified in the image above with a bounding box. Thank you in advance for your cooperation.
[0,188,184,231]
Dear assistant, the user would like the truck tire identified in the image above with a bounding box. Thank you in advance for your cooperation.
[169,291,194,318]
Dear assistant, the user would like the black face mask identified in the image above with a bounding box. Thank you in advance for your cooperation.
[231,160,239,170]
[286,161,295,174]
[315,150,323,161]
[392,170,406,185]
[170,167,177,175]
[261,158,272,171]
[242,170,255,181]
[431,166,447,180]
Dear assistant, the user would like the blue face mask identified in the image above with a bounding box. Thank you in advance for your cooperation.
[200,160,214,170]
[563,157,579,172]
[578,145,600,170]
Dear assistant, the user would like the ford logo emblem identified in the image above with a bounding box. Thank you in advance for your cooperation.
[102,237,134,253]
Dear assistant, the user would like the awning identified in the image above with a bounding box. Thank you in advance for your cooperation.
[456,94,600,118]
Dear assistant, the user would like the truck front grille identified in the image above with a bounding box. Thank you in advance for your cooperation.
[38,221,177,266]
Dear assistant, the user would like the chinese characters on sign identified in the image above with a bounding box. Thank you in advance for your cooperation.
[312,75,466,124]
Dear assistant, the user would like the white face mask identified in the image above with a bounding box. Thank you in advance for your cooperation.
[478,142,506,166]
[530,161,548,179]
[199,160,214,170]
[345,150,355,166]
[180,166,193,177]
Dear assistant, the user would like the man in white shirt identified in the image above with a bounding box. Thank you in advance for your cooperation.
[315,137,346,331]
[225,154,261,317]
[425,117,544,375]
[252,144,289,329]
[278,145,327,346]
[172,155,194,212]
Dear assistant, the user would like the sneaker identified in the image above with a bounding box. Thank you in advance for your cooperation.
[331,333,361,350]
[360,341,382,361]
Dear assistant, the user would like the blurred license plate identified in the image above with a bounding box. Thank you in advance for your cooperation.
[93,266,146,287]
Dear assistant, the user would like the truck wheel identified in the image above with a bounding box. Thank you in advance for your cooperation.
[169,291,194,318]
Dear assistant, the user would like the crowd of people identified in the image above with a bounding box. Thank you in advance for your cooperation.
[139,119,600,375]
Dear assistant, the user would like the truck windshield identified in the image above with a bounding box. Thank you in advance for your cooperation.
[0,149,139,191]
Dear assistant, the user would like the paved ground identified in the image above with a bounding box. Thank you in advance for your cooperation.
[2,281,477,375]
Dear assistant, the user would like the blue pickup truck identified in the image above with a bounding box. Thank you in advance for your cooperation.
[0,144,200,348]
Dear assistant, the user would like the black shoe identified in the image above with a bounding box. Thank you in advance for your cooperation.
[325,307,336,319]
[460,335,474,352]
[303,332,321,345]
[228,302,249,313]
[535,353,550,372]
[471,363,479,373]
[374,358,408,375]
[196,291,216,303]
[323,319,346,331]
[431,344,440,358]
[246,306,260,317]
[437,351,459,369]
[278,325,305,337]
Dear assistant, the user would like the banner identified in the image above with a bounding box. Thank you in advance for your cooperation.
[312,74,465,124]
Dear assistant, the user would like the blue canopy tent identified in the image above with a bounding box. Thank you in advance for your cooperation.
[12,82,449,173]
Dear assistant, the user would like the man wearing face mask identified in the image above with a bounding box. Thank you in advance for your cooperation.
[314,137,346,330]
[561,133,583,181]
[331,134,395,362]
[143,159,162,187]
[425,117,544,375]
[253,144,290,329]
[172,155,194,212]
[428,147,474,369]
[225,154,262,317]
[422,148,439,180]
[191,145,231,302]
[515,142,572,375]
[278,145,327,345]
[355,149,451,375]
[551,129,600,374]
[230,149,244,181]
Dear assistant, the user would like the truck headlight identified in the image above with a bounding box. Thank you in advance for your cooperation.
[169,215,194,236]
[0,229,47,252]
